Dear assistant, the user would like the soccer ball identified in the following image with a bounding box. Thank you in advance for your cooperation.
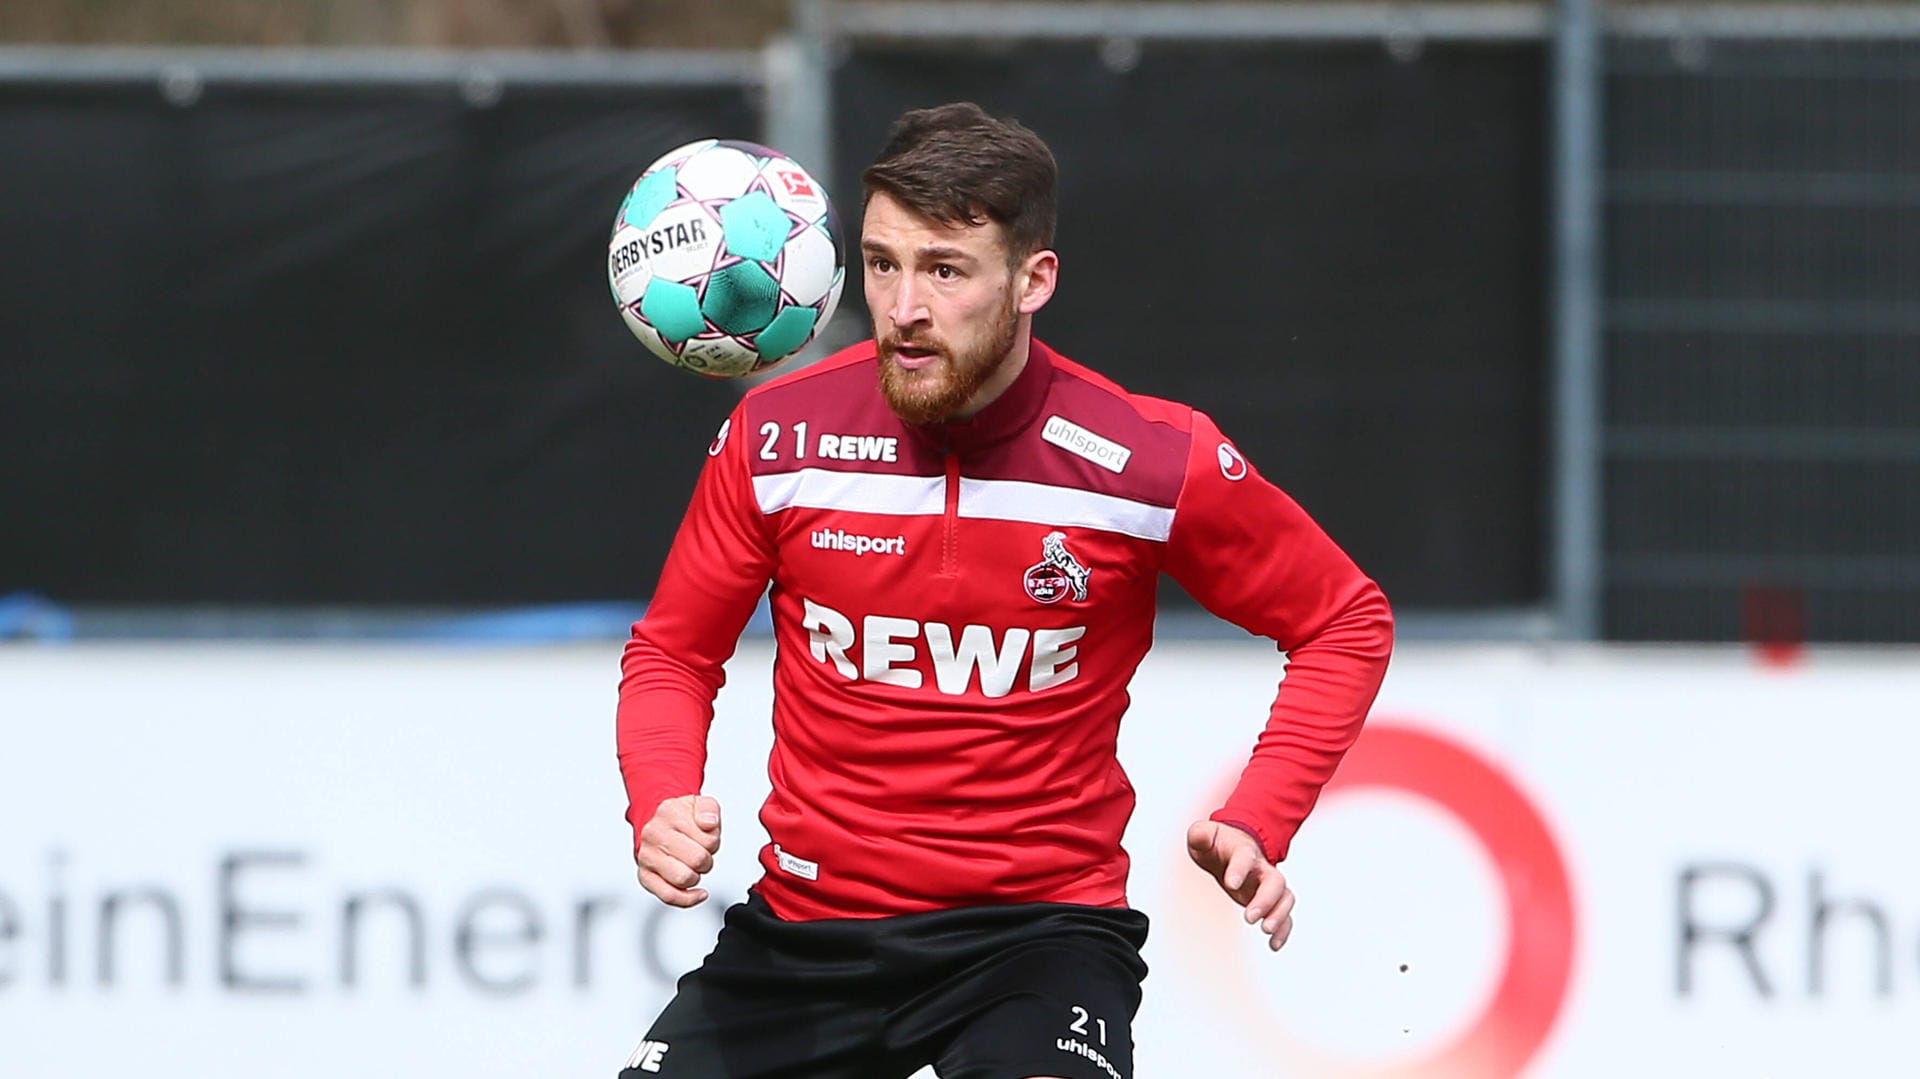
[608,139,846,379]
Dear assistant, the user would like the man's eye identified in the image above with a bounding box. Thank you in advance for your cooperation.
[869,257,893,273]
[934,265,958,280]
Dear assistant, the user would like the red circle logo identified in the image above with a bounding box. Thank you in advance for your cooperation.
[1176,723,1576,1078]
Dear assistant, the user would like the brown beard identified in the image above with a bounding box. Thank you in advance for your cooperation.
[877,294,1020,426]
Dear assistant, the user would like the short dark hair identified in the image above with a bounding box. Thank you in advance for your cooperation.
[861,102,1058,263]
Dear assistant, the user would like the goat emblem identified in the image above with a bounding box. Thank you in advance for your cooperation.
[1025,530,1092,604]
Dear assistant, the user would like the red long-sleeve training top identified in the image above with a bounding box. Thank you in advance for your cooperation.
[617,338,1392,921]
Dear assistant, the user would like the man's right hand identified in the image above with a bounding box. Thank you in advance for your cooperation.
[636,794,723,907]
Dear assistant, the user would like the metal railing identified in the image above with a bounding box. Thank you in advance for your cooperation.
[6,3,1918,642]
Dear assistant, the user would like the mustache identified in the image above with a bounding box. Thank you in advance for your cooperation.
[880,331,949,357]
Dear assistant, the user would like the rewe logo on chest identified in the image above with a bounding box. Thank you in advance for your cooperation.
[801,598,1085,698]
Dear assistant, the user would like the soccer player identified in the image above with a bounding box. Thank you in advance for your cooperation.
[615,102,1393,1079]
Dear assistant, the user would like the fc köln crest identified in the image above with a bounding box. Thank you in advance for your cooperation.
[1024,530,1091,604]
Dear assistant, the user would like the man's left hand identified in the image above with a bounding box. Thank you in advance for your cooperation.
[1185,820,1296,951]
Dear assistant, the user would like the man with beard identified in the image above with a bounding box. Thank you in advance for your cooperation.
[615,103,1393,1079]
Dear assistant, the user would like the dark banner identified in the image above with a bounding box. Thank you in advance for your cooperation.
[3,43,1546,611]
[0,78,757,603]
[833,40,1550,609]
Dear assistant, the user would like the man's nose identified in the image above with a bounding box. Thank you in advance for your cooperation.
[888,274,927,328]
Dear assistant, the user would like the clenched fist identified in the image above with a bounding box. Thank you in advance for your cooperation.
[636,794,723,908]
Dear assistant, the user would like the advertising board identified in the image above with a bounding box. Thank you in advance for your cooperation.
[1,643,1914,1077]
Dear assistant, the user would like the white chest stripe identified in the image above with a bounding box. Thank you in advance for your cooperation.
[754,469,945,516]
[958,478,1173,542]
[754,468,1173,542]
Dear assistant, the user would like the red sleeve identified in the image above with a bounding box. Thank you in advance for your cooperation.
[1162,410,1394,863]
[615,402,775,860]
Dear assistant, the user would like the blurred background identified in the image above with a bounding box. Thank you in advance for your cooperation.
[2,1,1916,1077]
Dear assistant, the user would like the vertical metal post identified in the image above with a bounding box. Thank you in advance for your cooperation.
[764,0,837,196]
[1550,0,1603,640]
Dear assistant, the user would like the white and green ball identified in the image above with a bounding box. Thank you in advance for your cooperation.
[608,139,845,379]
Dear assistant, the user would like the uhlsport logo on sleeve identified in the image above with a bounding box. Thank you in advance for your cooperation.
[1042,415,1132,474]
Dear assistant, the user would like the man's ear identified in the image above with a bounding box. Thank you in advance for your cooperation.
[1016,249,1059,315]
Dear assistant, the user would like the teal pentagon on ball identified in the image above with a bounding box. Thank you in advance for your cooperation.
[701,261,780,336]
[639,279,707,344]
[719,191,791,263]
[622,167,679,231]
[754,305,819,361]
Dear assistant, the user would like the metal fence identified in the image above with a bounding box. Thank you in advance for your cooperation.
[0,46,768,638]
[808,3,1556,626]
[1601,6,1920,641]
[782,1,1920,644]
[3,3,1917,643]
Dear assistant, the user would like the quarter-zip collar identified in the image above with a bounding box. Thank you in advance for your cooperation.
[904,338,1056,455]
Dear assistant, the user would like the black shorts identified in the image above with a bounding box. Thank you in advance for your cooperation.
[618,891,1150,1079]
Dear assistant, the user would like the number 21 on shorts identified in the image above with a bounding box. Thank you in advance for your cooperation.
[1067,1005,1107,1045]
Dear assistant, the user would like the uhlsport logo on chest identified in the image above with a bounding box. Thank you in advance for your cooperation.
[1025,530,1091,604]
[811,528,906,557]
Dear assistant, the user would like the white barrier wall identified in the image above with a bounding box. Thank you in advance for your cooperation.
[1,641,1916,1078]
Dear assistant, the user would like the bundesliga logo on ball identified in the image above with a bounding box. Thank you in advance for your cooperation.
[608,139,846,379]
